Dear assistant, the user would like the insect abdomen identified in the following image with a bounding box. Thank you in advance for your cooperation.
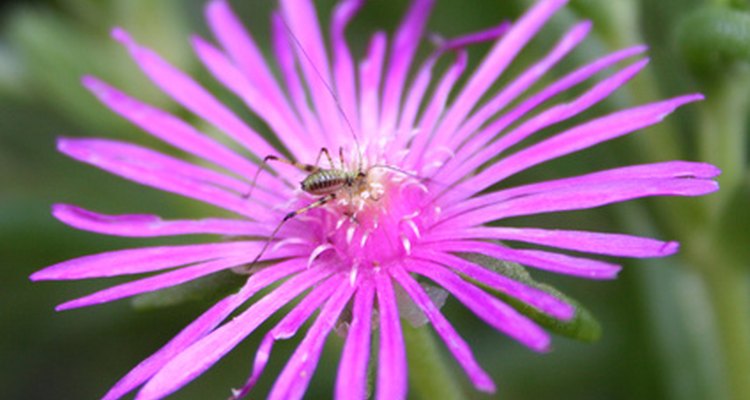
[301,170,347,196]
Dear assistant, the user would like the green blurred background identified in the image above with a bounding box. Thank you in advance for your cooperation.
[1,0,749,399]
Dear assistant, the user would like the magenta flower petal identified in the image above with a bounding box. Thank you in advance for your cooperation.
[412,249,575,319]
[391,266,496,392]
[32,241,261,280]
[204,0,307,148]
[136,267,334,400]
[451,177,718,227]
[359,32,387,135]
[438,45,648,175]
[436,58,650,186]
[406,260,551,351]
[112,28,279,158]
[233,274,341,399]
[416,21,592,165]
[57,138,268,216]
[268,277,356,400]
[52,204,267,237]
[435,0,566,141]
[432,227,679,258]
[81,76,272,185]
[452,95,704,199]
[432,240,622,279]
[335,281,375,400]
[439,161,720,222]
[191,35,313,158]
[380,0,435,132]
[330,0,363,122]
[374,272,408,400]
[55,256,253,311]
[35,1,720,399]
[101,258,306,400]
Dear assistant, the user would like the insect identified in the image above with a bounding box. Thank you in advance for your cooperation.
[244,14,433,267]
[245,146,372,266]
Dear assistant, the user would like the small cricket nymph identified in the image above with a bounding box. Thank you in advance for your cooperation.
[247,146,389,266]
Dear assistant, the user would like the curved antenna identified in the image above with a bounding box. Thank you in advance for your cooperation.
[279,16,363,172]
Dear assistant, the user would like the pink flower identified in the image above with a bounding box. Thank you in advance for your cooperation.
[32,0,719,399]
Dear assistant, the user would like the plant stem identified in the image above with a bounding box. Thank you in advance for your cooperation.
[402,324,466,400]
[692,65,750,400]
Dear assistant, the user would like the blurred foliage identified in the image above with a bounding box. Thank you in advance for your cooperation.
[1,0,749,400]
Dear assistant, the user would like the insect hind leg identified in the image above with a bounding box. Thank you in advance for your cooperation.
[244,154,326,200]
[247,192,337,267]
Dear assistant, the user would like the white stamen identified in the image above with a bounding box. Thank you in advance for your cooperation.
[404,219,421,239]
[308,243,334,268]
[346,225,356,245]
[401,234,412,255]
[349,263,358,286]
[360,230,370,248]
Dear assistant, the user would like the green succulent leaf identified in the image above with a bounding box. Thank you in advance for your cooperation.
[461,253,602,343]
[677,6,750,79]
[715,177,750,268]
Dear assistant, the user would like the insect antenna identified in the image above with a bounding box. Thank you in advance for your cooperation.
[279,15,363,172]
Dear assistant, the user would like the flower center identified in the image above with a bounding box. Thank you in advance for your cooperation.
[296,160,438,273]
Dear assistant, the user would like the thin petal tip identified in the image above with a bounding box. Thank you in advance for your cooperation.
[660,241,680,256]
[111,27,132,44]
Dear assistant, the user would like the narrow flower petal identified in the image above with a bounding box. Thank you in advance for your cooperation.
[268,275,356,400]
[111,28,280,159]
[57,137,276,217]
[279,0,342,143]
[425,21,592,163]
[380,0,435,133]
[55,256,254,311]
[81,76,277,187]
[412,249,574,319]
[35,1,723,399]
[330,0,365,135]
[31,241,264,280]
[375,271,407,400]
[433,240,622,279]
[434,0,567,144]
[205,0,307,149]
[391,266,496,392]
[436,58,652,195]
[390,22,510,154]
[191,35,312,158]
[335,281,375,400]
[232,275,341,399]
[449,94,704,199]
[359,32,387,137]
[52,204,267,237]
[269,12,326,146]
[436,22,511,52]
[136,267,334,400]
[430,226,679,258]
[434,45,648,183]
[452,177,719,227]
[405,51,469,168]
[101,258,306,400]
[440,161,721,221]
[406,260,551,351]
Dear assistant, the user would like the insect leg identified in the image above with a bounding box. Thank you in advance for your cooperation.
[313,147,335,170]
[248,192,337,266]
[243,155,322,200]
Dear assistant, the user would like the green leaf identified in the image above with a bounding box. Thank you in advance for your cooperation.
[131,269,246,310]
[715,176,750,268]
[677,6,750,79]
[461,253,602,343]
